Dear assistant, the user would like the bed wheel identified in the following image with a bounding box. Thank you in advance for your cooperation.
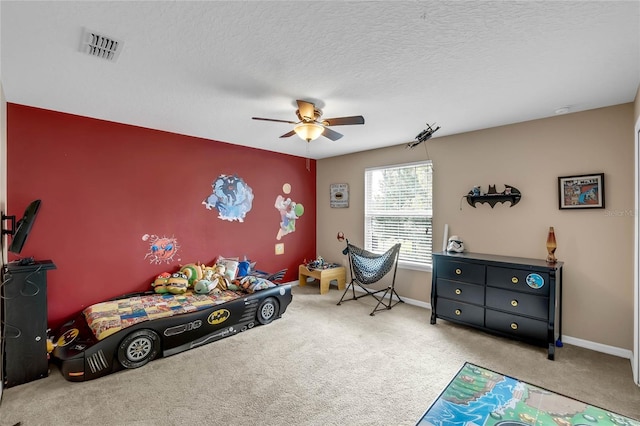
[257,297,279,325]
[117,329,160,369]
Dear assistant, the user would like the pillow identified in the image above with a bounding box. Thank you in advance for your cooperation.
[216,256,239,281]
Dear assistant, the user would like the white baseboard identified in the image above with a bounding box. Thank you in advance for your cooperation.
[290,280,633,361]
[560,335,633,360]
[401,296,633,360]
[401,294,431,310]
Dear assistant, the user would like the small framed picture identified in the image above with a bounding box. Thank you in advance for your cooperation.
[330,183,349,208]
[558,173,605,209]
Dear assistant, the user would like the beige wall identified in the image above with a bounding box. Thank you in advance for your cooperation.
[635,84,640,122]
[318,103,635,351]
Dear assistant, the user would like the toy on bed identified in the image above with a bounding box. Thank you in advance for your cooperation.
[152,272,171,294]
[151,257,285,296]
[166,272,189,294]
[194,264,231,294]
[235,275,276,293]
[237,257,256,277]
[193,269,217,294]
[180,263,204,287]
[153,271,190,294]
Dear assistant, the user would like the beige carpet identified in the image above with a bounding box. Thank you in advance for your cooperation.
[1,284,639,426]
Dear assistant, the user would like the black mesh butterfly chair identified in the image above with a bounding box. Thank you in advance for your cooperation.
[337,240,403,316]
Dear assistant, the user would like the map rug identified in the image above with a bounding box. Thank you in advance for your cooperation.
[416,362,640,426]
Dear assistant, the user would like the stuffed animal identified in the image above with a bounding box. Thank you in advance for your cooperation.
[194,268,219,294]
[180,263,203,288]
[201,265,217,279]
[193,266,231,294]
[166,272,189,294]
[212,264,230,291]
[227,280,241,291]
[152,272,171,294]
[194,278,217,294]
[215,263,226,276]
[237,275,272,293]
[237,258,256,277]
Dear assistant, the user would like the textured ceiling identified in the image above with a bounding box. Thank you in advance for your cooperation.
[1,1,639,159]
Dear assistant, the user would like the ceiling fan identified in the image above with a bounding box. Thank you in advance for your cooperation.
[252,100,365,142]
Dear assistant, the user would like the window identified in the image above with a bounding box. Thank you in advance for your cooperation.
[365,161,433,270]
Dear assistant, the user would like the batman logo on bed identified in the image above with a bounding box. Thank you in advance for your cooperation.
[208,309,231,325]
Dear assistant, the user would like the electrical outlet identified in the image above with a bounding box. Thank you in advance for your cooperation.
[275,243,284,255]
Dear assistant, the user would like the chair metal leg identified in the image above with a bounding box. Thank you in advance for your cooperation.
[337,280,357,305]
[369,285,404,316]
[337,280,388,307]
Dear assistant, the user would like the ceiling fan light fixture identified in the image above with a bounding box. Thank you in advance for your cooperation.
[294,122,324,142]
[253,100,362,142]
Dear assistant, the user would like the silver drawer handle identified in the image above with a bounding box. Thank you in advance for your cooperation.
[455,288,461,295]
[511,277,518,284]
[511,322,518,330]
[455,268,462,275]
[511,300,518,307]
[455,309,461,316]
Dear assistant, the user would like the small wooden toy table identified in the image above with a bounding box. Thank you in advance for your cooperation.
[298,265,346,295]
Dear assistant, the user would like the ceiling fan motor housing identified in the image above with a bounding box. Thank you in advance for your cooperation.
[296,108,323,122]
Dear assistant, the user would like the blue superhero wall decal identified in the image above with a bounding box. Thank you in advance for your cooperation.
[202,174,254,222]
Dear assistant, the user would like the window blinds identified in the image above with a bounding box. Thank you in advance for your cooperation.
[364,161,433,268]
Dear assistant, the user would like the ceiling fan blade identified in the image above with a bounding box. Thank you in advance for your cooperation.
[323,115,365,126]
[322,127,343,141]
[252,117,297,124]
[279,130,296,138]
[296,100,316,121]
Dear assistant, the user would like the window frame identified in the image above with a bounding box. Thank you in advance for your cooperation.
[364,160,433,272]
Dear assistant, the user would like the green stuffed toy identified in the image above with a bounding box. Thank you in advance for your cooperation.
[194,265,231,294]
[180,263,203,288]
[194,268,217,294]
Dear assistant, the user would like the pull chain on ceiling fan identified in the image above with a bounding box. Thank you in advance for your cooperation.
[252,100,365,142]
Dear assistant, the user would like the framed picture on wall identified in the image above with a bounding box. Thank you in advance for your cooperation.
[558,173,605,209]
[330,183,349,208]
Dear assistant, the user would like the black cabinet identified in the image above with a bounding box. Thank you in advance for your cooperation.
[430,252,562,360]
[2,260,56,387]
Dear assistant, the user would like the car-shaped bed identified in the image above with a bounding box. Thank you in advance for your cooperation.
[52,284,292,382]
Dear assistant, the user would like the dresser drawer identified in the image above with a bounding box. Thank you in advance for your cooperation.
[437,260,485,285]
[436,279,484,305]
[485,309,548,342]
[487,266,549,296]
[436,298,484,327]
[485,287,548,320]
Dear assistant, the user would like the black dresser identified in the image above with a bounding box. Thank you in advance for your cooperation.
[430,252,563,359]
[2,260,56,387]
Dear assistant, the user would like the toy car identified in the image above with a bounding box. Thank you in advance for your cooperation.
[52,283,292,382]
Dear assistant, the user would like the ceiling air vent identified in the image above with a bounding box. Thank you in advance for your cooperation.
[80,28,123,62]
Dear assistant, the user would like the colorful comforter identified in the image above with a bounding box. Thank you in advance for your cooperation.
[83,290,242,341]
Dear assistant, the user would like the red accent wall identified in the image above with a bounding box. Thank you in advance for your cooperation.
[6,104,316,330]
